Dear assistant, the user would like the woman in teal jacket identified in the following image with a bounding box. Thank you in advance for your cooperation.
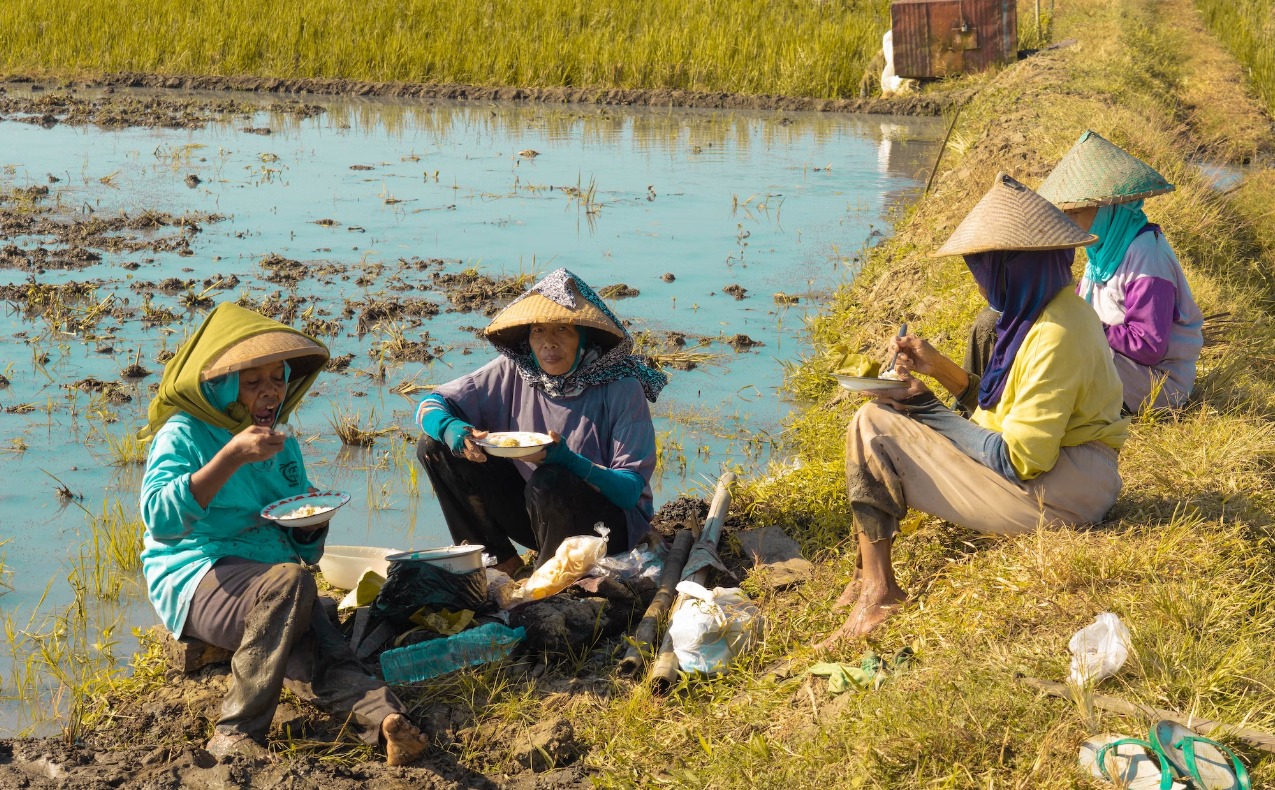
[140,303,428,764]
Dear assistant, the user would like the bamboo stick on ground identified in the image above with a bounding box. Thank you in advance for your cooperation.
[618,527,695,677]
[649,471,735,695]
[1018,675,1275,755]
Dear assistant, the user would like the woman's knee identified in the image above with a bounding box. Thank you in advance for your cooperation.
[259,563,317,608]
[416,434,446,465]
[526,463,575,500]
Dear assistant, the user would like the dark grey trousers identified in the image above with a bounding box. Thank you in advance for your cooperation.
[416,435,629,568]
[183,557,403,745]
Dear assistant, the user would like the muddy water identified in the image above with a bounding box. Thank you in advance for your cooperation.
[0,87,942,733]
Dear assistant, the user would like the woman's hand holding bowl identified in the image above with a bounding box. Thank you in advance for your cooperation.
[871,358,932,408]
[522,431,562,466]
[460,428,490,463]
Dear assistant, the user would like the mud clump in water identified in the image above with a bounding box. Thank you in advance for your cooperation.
[343,297,442,334]
[724,333,763,351]
[598,283,639,299]
[431,270,529,315]
[67,377,132,403]
[325,353,355,373]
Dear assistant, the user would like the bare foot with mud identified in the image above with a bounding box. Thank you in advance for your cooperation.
[815,588,906,651]
[383,712,429,766]
[831,569,863,612]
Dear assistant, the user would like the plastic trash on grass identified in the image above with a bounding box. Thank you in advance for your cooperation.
[667,581,761,675]
[509,523,610,604]
[1068,612,1132,686]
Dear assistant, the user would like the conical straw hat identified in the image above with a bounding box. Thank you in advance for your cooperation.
[1036,130,1175,209]
[485,279,625,349]
[931,172,1098,258]
[202,331,328,381]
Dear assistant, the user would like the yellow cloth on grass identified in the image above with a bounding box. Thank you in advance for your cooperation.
[973,290,1128,480]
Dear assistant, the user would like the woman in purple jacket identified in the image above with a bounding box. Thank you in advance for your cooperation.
[1037,130,1204,412]
[414,269,667,576]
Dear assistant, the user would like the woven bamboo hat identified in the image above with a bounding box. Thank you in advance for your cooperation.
[932,172,1098,258]
[485,278,625,350]
[201,331,328,381]
[1036,130,1175,209]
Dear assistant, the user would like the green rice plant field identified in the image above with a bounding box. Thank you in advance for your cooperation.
[1195,0,1275,115]
[0,0,892,98]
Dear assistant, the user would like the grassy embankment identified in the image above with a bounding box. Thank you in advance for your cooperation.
[566,0,1275,785]
[1195,0,1275,117]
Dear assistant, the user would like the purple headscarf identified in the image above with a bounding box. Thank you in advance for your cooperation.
[966,249,1075,409]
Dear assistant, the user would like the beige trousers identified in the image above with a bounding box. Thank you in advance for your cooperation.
[845,402,1121,542]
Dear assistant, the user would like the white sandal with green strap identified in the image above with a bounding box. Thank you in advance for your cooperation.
[1079,733,1186,790]
[1150,721,1251,790]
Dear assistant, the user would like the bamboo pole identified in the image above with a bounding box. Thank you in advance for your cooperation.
[617,527,695,677]
[1017,676,1275,755]
[649,471,735,695]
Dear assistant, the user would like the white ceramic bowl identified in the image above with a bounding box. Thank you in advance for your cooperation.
[317,545,400,589]
[386,544,486,574]
[261,491,351,528]
[475,431,553,459]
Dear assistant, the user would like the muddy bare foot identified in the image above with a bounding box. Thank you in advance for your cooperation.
[815,588,906,651]
[383,713,429,766]
[205,731,271,762]
[831,573,863,612]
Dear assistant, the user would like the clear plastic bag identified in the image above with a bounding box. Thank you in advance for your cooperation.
[511,524,609,603]
[667,581,761,675]
[1068,612,1132,686]
[591,544,663,582]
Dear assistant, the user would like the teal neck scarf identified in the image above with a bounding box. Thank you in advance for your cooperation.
[1083,200,1149,300]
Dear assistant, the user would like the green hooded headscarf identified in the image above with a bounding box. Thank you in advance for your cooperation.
[140,303,328,440]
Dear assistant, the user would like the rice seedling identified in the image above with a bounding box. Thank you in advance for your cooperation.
[328,404,392,447]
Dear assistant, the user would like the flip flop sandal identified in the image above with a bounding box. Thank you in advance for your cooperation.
[1079,733,1185,790]
[1149,720,1251,790]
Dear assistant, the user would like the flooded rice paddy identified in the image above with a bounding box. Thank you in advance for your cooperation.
[0,85,942,733]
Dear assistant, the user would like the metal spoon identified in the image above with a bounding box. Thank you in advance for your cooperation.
[885,323,908,373]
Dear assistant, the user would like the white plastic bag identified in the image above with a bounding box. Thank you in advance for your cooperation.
[510,524,609,603]
[667,581,761,675]
[1068,612,1132,686]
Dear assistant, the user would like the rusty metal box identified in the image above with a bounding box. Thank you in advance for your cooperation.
[891,0,1018,79]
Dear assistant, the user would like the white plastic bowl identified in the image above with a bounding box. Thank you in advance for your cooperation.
[386,545,486,574]
[317,545,400,589]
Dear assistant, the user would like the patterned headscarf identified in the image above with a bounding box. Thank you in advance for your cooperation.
[488,269,669,402]
[966,249,1075,410]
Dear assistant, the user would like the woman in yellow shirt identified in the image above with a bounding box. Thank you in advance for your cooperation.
[823,173,1128,646]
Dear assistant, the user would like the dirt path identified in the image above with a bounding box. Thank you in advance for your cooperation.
[2,72,968,117]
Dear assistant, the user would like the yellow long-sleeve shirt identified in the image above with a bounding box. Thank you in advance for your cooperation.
[973,290,1128,480]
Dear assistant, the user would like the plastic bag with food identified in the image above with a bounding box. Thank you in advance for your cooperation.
[667,581,761,675]
[510,523,610,604]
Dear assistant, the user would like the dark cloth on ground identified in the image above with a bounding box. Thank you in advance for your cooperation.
[958,306,999,415]
[416,435,630,568]
[183,557,402,745]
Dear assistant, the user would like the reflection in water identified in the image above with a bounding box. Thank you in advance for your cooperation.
[0,90,942,733]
